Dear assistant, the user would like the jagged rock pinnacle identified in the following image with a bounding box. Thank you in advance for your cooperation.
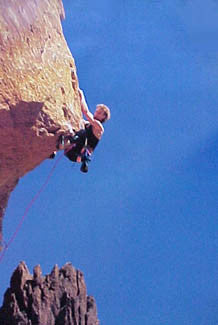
[0,261,99,324]
[0,0,83,243]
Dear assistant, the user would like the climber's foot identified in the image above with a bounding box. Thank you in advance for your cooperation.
[80,161,88,173]
[48,152,56,159]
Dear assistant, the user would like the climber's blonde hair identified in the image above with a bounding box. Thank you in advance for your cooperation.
[96,104,111,123]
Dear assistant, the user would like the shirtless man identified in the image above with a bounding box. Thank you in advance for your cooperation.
[63,89,110,172]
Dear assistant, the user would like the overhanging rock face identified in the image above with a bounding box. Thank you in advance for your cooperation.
[0,0,82,242]
[0,262,99,325]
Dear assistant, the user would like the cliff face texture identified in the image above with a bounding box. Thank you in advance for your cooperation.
[0,261,99,325]
[0,0,82,242]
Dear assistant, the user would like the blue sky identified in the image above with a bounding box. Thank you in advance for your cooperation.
[1,1,218,324]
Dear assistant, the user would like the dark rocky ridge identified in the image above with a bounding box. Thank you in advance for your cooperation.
[0,261,99,325]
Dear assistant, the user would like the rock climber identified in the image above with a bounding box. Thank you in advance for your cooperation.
[56,89,110,173]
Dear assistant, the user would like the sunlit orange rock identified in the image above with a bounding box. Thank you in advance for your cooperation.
[0,0,82,243]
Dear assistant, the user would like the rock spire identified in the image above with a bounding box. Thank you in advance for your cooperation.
[0,261,99,324]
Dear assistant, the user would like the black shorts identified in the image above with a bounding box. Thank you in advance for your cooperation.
[64,129,87,162]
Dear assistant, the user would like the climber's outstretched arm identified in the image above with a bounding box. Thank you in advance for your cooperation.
[79,89,104,135]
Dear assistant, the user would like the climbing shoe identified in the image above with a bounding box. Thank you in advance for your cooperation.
[80,161,88,173]
[80,148,91,173]
[48,152,56,159]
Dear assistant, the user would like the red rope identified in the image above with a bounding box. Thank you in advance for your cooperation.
[0,152,65,263]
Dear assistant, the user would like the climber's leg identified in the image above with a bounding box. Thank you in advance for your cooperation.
[80,148,92,173]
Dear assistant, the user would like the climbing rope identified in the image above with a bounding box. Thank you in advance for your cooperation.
[0,151,65,264]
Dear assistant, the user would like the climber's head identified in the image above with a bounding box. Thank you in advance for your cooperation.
[94,104,111,123]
